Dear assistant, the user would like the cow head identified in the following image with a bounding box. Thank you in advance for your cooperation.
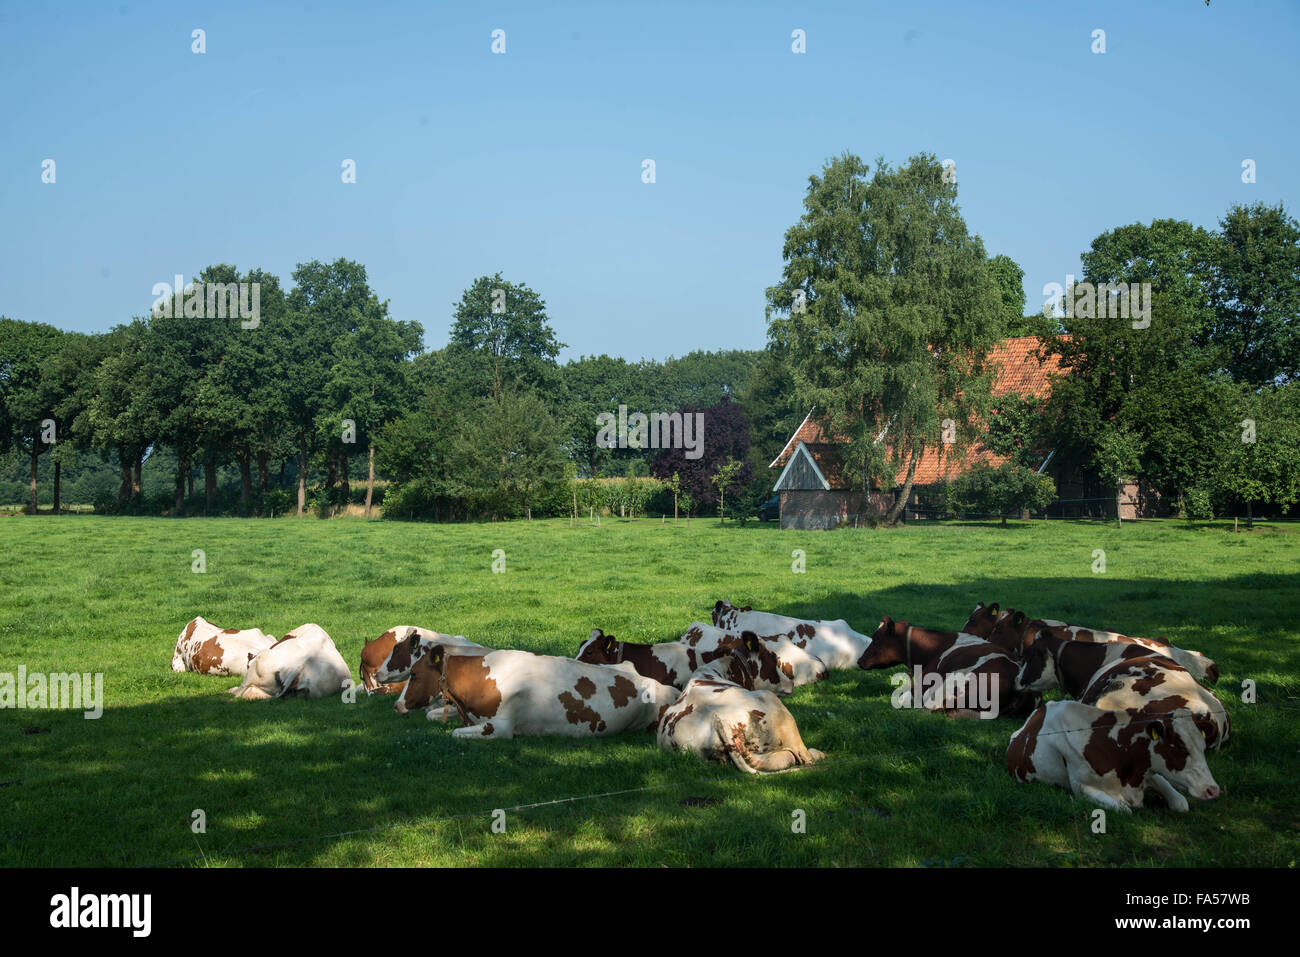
[960,602,1001,637]
[393,644,446,716]
[1016,632,1066,692]
[575,628,619,665]
[1147,709,1221,801]
[713,631,788,694]
[857,617,908,669]
[360,628,402,693]
[984,609,1029,657]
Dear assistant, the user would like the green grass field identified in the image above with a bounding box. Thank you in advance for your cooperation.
[2,514,1297,867]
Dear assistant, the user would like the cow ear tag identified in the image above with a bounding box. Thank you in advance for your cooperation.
[990,604,999,616]
[1150,727,1159,740]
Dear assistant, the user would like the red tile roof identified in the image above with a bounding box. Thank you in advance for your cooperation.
[771,337,1064,489]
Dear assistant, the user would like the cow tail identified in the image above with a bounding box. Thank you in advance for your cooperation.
[726,743,761,775]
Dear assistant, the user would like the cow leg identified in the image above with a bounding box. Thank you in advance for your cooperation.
[425,704,458,723]
[745,749,799,773]
[1076,783,1134,813]
[1148,774,1190,813]
[452,720,513,740]
[232,684,273,701]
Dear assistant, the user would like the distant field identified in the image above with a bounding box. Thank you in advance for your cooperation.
[1,515,1297,867]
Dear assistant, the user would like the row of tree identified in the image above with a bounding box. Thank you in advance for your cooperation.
[3,152,1296,524]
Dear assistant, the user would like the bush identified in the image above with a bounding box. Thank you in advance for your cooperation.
[943,461,1056,524]
[1184,487,1214,521]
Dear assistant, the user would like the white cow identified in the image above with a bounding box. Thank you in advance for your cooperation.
[228,624,353,700]
[712,600,870,671]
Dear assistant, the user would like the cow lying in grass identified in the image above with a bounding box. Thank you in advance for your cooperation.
[359,626,490,694]
[576,624,813,693]
[394,644,679,739]
[859,617,1039,719]
[658,632,826,774]
[961,602,1219,683]
[171,616,274,676]
[712,600,870,671]
[1007,700,1220,812]
[228,624,353,700]
[1016,632,1230,747]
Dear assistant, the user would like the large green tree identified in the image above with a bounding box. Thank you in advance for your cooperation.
[766,151,1004,524]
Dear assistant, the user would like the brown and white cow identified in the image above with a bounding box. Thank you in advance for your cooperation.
[1006,700,1220,812]
[228,624,353,700]
[576,624,809,694]
[393,645,678,740]
[679,622,822,691]
[1016,632,1229,747]
[359,626,490,694]
[712,600,870,671]
[171,616,275,676]
[858,617,1039,719]
[962,602,1219,683]
[658,633,826,774]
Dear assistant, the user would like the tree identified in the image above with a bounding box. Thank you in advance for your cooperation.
[766,152,1005,525]
[1204,202,1300,385]
[944,461,1056,526]
[449,387,568,520]
[649,395,752,514]
[987,254,1027,333]
[447,274,564,398]
[711,457,745,525]
[1212,383,1300,526]
[0,318,64,511]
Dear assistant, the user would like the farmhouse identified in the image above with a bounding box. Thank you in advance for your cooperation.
[768,336,1156,528]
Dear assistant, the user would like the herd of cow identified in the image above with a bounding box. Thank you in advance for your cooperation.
[170,600,1229,811]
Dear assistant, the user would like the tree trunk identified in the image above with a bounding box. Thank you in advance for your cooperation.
[132,455,142,501]
[257,449,269,493]
[186,465,193,500]
[118,453,131,505]
[238,450,252,505]
[29,447,38,513]
[365,444,376,517]
[885,448,922,526]
[205,458,217,508]
[1246,499,1253,529]
[297,442,307,517]
[175,456,187,513]
[53,458,61,513]
[340,452,350,505]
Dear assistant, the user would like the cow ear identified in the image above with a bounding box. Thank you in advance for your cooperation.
[742,605,752,613]
[1149,725,1160,740]
[989,604,1000,617]
[1014,611,1025,627]
[742,631,759,652]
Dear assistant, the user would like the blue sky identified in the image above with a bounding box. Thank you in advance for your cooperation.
[2,0,1296,361]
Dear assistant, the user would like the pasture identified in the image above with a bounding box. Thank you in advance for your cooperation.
[1,515,1297,867]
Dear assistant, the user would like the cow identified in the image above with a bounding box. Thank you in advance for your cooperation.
[961,602,1219,683]
[359,626,489,694]
[228,624,353,700]
[712,600,871,670]
[1016,632,1229,748]
[1006,700,1221,812]
[679,622,822,691]
[393,645,678,740]
[171,616,274,676]
[658,632,826,774]
[576,624,808,694]
[858,617,1039,719]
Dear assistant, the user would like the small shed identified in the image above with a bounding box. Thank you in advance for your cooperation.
[771,439,878,530]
